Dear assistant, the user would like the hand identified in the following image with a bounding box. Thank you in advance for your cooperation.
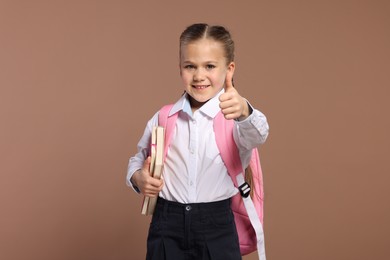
[131,157,164,197]
[219,73,249,120]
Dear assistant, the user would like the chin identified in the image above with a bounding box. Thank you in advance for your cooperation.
[191,97,208,104]
[187,94,210,106]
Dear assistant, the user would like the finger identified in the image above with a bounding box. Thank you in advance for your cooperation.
[146,170,164,186]
[220,88,236,102]
[144,179,164,196]
[143,183,158,194]
[143,188,159,197]
[221,106,240,118]
[219,98,235,109]
[148,176,163,188]
[223,110,241,120]
[224,72,234,92]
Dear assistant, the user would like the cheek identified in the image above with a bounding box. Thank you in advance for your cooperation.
[181,72,192,84]
[212,73,226,86]
[179,70,187,79]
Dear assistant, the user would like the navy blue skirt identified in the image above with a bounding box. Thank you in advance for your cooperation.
[146,197,242,260]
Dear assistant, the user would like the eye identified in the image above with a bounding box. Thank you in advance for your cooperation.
[184,64,196,70]
[206,64,216,70]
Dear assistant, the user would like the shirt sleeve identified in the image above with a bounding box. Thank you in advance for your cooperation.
[126,111,159,193]
[233,100,269,169]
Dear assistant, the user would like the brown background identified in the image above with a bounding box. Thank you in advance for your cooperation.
[1,1,389,259]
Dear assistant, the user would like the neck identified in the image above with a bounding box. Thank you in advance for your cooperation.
[189,96,207,113]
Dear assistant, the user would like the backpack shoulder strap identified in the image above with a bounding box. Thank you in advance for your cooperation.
[158,104,177,160]
[213,111,243,186]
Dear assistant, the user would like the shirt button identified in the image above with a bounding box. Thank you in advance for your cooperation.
[185,205,192,211]
[190,181,193,186]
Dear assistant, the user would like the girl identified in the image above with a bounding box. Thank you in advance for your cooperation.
[127,23,269,260]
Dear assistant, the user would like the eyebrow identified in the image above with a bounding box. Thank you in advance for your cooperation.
[182,60,218,64]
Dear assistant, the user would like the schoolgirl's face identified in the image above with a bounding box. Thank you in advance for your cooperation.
[180,38,235,110]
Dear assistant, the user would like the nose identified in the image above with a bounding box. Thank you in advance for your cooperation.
[193,68,205,82]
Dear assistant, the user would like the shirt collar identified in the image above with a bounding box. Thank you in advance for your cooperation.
[169,89,224,119]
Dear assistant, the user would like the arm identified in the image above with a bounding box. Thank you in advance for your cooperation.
[219,74,269,167]
[126,112,164,196]
[233,102,269,169]
[234,101,269,149]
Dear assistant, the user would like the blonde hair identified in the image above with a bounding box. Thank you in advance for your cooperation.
[179,23,235,64]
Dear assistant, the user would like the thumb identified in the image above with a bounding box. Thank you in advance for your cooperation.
[142,156,152,176]
[224,72,234,92]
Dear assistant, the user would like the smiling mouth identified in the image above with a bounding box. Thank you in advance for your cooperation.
[192,85,209,89]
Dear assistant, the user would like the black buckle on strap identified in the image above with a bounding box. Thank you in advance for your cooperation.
[238,182,251,198]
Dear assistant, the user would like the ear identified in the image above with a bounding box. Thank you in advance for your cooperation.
[227,61,235,78]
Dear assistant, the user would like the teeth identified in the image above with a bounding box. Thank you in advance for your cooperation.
[193,85,208,89]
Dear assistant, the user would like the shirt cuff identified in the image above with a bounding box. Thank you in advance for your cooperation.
[127,169,141,194]
[235,101,269,141]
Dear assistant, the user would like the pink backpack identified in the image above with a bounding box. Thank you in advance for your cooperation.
[158,105,266,260]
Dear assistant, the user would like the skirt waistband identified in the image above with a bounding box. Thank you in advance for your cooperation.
[155,197,231,214]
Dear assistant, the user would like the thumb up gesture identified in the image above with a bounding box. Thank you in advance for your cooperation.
[219,73,250,120]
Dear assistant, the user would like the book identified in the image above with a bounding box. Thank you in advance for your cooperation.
[141,126,165,215]
[140,126,156,215]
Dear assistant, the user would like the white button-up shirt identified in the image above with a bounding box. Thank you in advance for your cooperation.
[127,89,269,203]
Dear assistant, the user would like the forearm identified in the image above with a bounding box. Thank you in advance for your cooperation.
[127,155,143,191]
[233,102,269,150]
